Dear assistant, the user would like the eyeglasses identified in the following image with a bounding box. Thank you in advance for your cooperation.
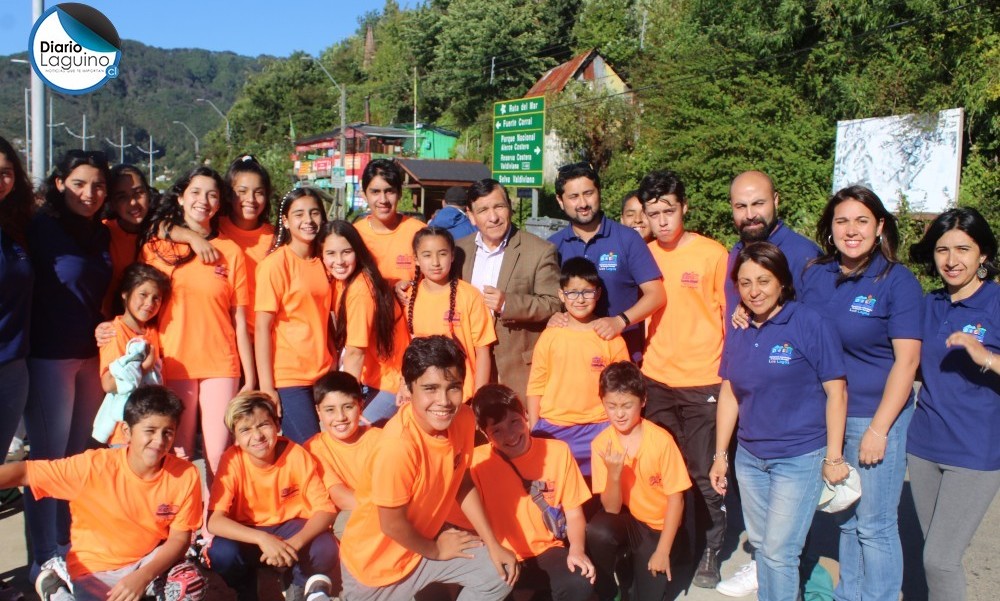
[561,288,598,300]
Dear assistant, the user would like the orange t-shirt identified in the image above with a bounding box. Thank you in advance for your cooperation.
[103,220,140,314]
[304,427,383,492]
[219,217,275,338]
[409,279,497,401]
[526,328,628,426]
[340,402,476,587]
[208,437,336,527]
[590,420,692,530]
[356,216,424,284]
[98,315,161,445]
[26,448,202,578]
[643,234,727,387]
[255,245,334,387]
[332,274,409,393]
[141,236,249,380]
[469,437,591,560]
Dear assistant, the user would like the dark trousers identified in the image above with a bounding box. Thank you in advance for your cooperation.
[514,546,594,601]
[207,518,339,601]
[644,378,726,551]
[587,508,669,601]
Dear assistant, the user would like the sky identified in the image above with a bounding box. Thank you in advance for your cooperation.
[0,0,420,58]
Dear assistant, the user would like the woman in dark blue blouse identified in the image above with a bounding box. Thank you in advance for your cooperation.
[799,186,923,601]
[0,136,34,468]
[710,241,847,601]
[23,150,112,582]
[908,208,1000,601]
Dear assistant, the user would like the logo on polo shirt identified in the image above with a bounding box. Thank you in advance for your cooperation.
[590,356,608,371]
[962,323,987,342]
[598,251,618,272]
[769,343,794,365]
[681,272,700,288]
[850,294,877,316]
[214,264,228,279]
[442,310,462,324]
[649,474,663,488]
[279,485,300,500]
[154,503,179,523]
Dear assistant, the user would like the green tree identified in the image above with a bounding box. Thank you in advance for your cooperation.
[571,0,641,72]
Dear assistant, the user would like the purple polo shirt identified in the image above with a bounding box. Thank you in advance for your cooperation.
[725,220,821,316]
[720,301,846,459]
[908,281,1000,471]
[799,254,923,417]
[549,214,661,359]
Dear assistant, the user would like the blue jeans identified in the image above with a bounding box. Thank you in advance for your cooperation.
[277,386,320,444]
[0,359,29,466]
[736,444,825,601]
[24,356,103,568]
[834,404,912,601]
[361,387,398,427]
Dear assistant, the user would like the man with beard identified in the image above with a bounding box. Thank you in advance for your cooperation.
[715,170,821,598]
[724,170,821,317]
[548,163,665,362]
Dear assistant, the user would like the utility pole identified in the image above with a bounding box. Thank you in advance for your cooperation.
[104,126,132,164]
[136,134,162,184]
[195,98,231,144]
[47,97,64,173]
[172,120,200,162]
[303,56,347,220]
[30,0,45,183]
[64,115,95,150]
[413,67,418,157]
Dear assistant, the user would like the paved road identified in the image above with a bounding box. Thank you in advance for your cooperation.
[1,475,997,600]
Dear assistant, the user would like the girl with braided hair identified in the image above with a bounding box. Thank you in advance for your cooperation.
[319,219,409,426]
[407,226,496,401]
[254,187,333,443]
[138,166,254,482]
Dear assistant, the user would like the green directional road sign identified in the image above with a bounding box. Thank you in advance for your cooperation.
[492,96,545,188]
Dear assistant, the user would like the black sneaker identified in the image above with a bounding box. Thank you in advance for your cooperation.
[693,548,721,588]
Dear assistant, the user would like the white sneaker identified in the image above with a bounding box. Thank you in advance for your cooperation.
[716,560,757,597]
[304,574,332,601]
[34,570,70,601]
[39,558,73,594]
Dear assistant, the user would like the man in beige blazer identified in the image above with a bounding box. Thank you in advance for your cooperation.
[454,179,562,399]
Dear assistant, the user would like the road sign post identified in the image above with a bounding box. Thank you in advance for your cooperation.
[492,96,545,188]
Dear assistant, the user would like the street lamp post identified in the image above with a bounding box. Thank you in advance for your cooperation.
[47,97,64,172]
[303,55,347,219]
[172,120,200,162]
[105,126,132,164]
[195,98,230,143]
[64,115,95,150]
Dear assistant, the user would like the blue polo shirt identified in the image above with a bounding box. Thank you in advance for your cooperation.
[549,214,661,358]
[908,281,1000,471]
[0,228,33,364]
[799,254,923,417]
[725,220,821,316]
[28,212,111,360]
[720,301,846,459]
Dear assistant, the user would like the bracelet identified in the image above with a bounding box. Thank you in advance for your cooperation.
[617,312,631,327]
[867,425,887,440]
[982,352,994,374]
[712,451,728,463]
[822,456,845,466]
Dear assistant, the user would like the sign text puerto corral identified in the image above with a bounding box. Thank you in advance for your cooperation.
[492,96,545,188]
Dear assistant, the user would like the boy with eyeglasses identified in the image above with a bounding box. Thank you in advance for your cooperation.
[526,257,628,476]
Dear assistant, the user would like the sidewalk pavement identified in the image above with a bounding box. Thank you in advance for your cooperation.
[1,475,997,600]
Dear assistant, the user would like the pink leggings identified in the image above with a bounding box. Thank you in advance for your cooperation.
[168,378,239,482]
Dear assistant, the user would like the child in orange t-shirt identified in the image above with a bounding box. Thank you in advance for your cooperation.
[406,227,497,402]
[587,362,692,601]
[527,257,628,476]
[0,386,205,601]
[139,167,255,482]
[254,187,332,444]
[319,220,409,426]
[102,164,155,316]
[355,158,425,284]
[338,336,516,601]
[93,263,170,447]
[303,371,382,537]
[469,384,595,601]
[206,392,338,601]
